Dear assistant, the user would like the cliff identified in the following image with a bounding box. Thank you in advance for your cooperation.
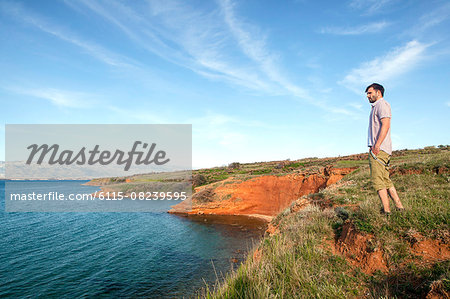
[204,146,450,298]
[169,166,356,219]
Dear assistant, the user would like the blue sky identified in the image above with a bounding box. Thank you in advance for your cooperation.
[1,0,449,169]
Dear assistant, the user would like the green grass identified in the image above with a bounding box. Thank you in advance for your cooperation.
[334,160,368,168]
[205,206,363,298]
[367,261,450,298]
[203,147,450,298]
[251,168,273,175]
[283,162,305,170]
[331,151,449,273]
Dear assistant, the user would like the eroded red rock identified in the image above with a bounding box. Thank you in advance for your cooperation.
[336,221,388,274]
[169,167,356,219]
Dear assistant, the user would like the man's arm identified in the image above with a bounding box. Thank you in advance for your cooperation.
[372,117,390,155]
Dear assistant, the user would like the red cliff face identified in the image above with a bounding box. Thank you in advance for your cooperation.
[169,167,356,219]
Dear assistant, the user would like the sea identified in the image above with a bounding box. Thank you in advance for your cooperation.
[0,180,265,298]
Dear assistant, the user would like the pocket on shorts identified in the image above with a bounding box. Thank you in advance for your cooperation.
[377,151,391,169]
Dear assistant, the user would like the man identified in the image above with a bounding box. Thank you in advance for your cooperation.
[366,83,404,215]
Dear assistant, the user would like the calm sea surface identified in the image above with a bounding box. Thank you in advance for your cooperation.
[0,180,265,298]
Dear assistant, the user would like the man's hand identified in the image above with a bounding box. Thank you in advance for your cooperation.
[371,145,380,155]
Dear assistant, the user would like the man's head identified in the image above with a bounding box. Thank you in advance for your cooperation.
[365,83,384,103]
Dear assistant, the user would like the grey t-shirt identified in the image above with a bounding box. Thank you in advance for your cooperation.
[368,98,392,155]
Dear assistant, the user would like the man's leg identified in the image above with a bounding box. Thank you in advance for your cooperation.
[388,186,404,209]
[377,189,391,213]
[370,151,391,213]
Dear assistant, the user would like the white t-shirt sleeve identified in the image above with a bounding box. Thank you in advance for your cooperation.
[378,100,391,119]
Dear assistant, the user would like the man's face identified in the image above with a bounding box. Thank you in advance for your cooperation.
[366,87,380,103]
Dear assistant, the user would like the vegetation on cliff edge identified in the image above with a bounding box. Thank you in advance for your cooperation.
[203,146,449,298]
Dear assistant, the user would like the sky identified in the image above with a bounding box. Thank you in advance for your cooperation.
[0,0,449,169]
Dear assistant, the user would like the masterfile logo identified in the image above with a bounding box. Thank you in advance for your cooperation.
[6,124,191,179]
[5,124,192,212]
[26,141,170,171]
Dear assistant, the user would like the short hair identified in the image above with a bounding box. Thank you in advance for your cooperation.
[365,83,384,97]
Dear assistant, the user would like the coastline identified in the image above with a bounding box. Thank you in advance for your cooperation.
[168,166,357,220]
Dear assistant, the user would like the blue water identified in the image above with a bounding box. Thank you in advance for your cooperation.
[0,181,265,298]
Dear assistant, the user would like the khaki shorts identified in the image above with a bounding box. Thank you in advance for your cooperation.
[369,150,394,191]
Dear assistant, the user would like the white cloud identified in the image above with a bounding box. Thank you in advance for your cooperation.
[68,0,312,102]
[219,0,360,118]
[65,0,357,116]
[446,101,450,108]
[66,0,275,93]
[340,40,429,93]
[320,21,390,35]
[219,0,310,99]
[415,2,450,33]
[0,1,137,68]
[0,83,96,108]
[13,87,94,108]
[349,0,395,15]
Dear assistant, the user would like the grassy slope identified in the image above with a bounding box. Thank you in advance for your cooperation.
[204,146,449,298]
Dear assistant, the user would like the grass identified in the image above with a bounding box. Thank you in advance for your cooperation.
[251,169,273,175]
[334,160,368,168]
[205,206,363,298]
[283,162,305,170]
[345,151,449,237]
[367,261,450,298]
[203,147,450,298]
